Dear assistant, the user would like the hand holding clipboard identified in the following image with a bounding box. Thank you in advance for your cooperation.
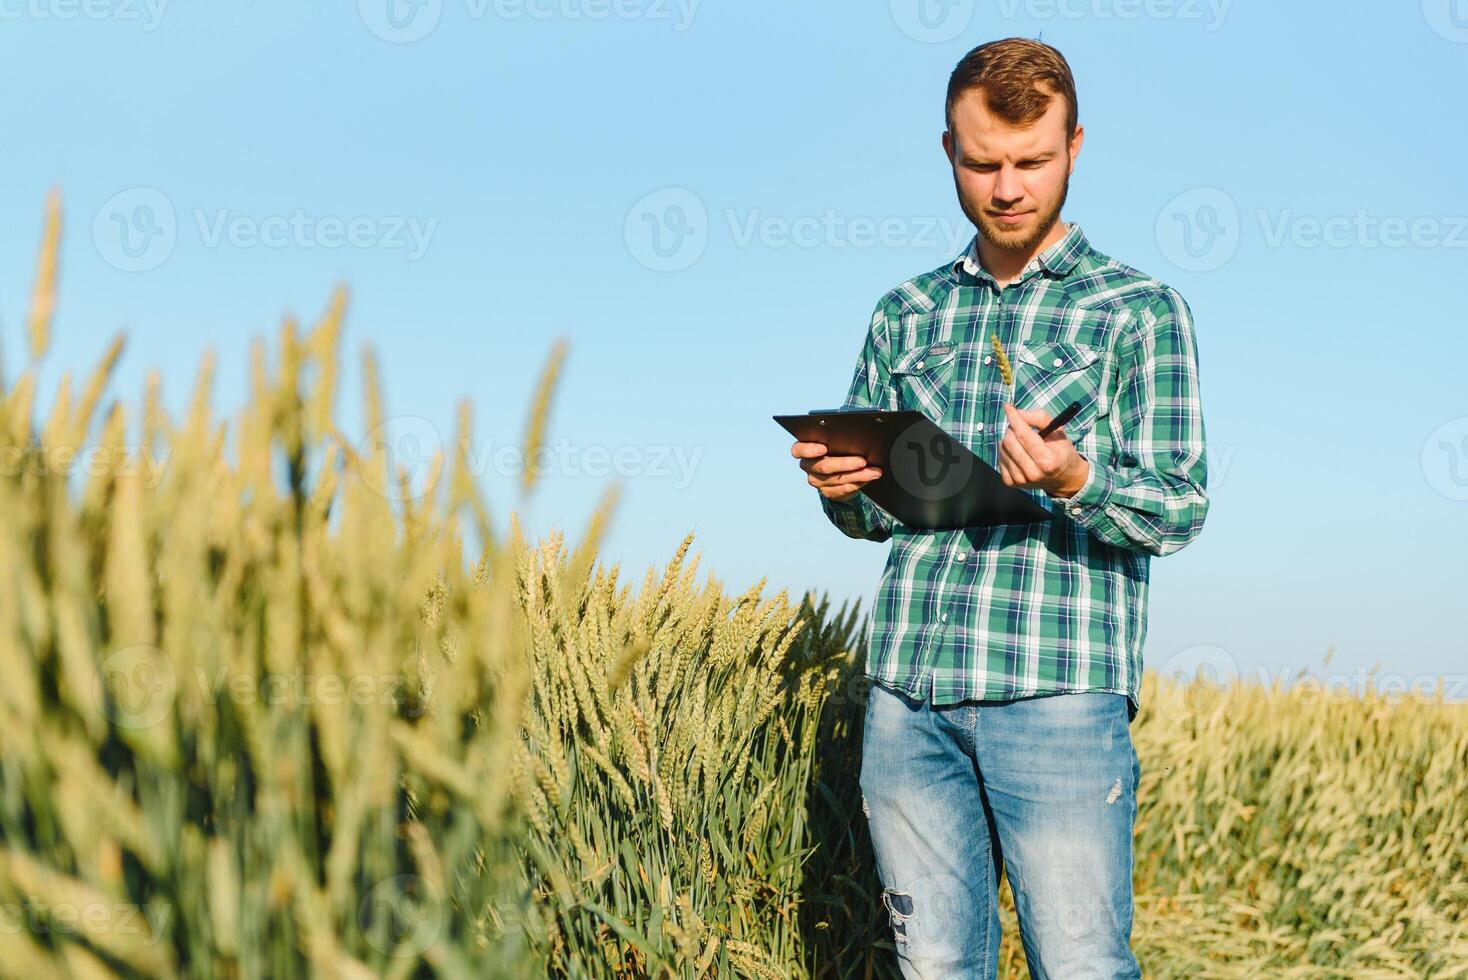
[782,398,1090,530]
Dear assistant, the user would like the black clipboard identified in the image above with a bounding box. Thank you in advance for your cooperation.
[775,408,1055,529]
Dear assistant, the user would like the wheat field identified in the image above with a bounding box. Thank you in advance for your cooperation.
[0,194,1464,978]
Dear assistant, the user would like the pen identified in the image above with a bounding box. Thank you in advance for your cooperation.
[1036,400,1082,438]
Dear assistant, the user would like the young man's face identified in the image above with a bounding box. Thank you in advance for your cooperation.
[942,87,1083,253]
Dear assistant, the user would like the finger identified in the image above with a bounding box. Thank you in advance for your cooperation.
[810,454,868,476]
[821,477,876,498]
[1001,401,1048,452]
[1002,431,1045,485]
[1002,402,1049,456]
[791,441,828,458]
[997,439,1021,483]
[1008,404,1052,427]
[1004,403,1064,473]
[999,433,1029,476]
[800,453,862,475]
[811,466,881,489]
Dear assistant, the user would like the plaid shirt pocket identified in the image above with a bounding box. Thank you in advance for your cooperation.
[889,341,963,422]
[1013,340,1107,442]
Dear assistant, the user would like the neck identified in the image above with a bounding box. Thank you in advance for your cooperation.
[977,219,1069,286]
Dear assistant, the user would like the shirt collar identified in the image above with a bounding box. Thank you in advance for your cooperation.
[949,220,1088,285]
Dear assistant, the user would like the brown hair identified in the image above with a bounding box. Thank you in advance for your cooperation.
[946,37,1078,139]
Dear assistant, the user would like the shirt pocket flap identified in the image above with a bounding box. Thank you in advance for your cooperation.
[891,341,960,375]
[1016,341,1100,374]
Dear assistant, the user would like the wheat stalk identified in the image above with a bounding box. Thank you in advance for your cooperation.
[990,332,1013,387]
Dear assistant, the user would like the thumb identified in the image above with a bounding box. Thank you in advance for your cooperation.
[1004,402,1051,427]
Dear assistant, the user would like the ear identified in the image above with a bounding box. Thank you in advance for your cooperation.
[942,129,953,163]
[1067,124,1084,174]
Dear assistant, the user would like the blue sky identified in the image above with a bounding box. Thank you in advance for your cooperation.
[2,1,1465,702]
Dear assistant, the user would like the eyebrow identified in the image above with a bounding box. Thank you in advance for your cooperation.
[962,151,1058,165]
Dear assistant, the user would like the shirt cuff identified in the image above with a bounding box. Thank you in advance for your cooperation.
[821,490,891,536]
[1057,455,1114,520]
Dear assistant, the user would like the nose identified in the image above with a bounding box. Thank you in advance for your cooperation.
[993,165,1024,207]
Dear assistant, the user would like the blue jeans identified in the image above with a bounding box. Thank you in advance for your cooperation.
[858,679,1142,979]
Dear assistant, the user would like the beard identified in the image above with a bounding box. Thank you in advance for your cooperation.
[956,169,1070,253]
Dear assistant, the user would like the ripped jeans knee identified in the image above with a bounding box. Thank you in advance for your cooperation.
[882,888,914,945]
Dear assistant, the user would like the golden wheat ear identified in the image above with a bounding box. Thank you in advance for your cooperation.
[989,333,1013,387]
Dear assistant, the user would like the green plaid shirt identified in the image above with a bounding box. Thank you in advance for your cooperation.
[821,222,1209,720]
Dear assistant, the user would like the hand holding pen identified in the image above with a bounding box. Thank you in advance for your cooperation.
[998,400,1092,500]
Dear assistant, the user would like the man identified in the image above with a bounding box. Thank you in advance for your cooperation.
[789,37,1209,979]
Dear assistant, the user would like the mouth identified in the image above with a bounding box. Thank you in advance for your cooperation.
[989,211,1031,225]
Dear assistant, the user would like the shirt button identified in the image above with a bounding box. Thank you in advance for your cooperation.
[1069,505,1082,517]
[975,421,985,431]
[1052,357,1064,368]
[915,359,925,369]
[941,613,949,623]
[983,355,993,364]
[953,549,966,561]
